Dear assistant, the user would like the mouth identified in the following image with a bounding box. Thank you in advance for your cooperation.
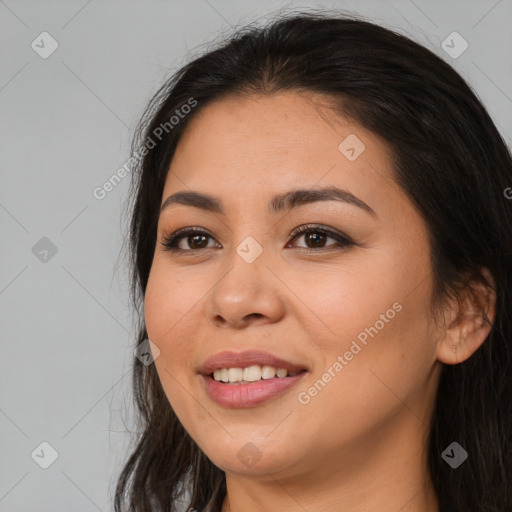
[199,350,309,408]
[209,365,306,384]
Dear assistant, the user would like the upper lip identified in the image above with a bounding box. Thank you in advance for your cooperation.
[199,350,308,375]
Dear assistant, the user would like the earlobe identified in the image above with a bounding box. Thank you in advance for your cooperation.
[436,268,496,365]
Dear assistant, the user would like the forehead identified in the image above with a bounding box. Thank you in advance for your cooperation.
[162,91,397,217]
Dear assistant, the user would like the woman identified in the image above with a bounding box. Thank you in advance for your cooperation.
[115,11,512,512]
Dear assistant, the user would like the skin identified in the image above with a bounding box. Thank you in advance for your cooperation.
[144,91,495,512]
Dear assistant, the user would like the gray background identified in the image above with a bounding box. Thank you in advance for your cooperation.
[1,0,511,510]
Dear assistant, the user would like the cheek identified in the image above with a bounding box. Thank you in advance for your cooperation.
[290,249,435,421]
[144,262,205,379]
[302,309,433,443]
[144,265,203,426]
[287,254,405,354]
[145,261,194,341]
[296,287,435,444]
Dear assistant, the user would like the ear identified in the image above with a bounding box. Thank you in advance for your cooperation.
[436,267,496,365]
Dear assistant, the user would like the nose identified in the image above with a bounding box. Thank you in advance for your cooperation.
[205,243,286,329]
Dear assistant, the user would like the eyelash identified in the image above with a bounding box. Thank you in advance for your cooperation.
[159,224,355,254]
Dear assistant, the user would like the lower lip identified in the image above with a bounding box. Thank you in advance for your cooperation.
[202,372,307,408]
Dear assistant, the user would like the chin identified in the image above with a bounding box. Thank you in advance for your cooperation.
[197,435,299,477]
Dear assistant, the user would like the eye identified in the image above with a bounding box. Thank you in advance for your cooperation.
[159,224,355,253]
[287,224,354,251]
[160,227,219,252]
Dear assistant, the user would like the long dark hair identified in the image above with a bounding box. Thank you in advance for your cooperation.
[114,10,512,512]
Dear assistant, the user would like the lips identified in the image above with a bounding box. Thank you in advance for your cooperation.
[199,349,308,375]
[198,350,309,407]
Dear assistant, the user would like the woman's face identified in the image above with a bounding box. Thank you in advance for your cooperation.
[144,91,444,481]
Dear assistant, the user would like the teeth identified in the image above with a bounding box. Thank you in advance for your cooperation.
[276,368,288,378]
[227,367,243,382]
[262,365,277,379]
[213,368,229,382]
[243,365,262,382]
[212,364,301,383]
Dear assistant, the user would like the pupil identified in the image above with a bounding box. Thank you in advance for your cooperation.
[190,234,208,248]
[307,232,325,248]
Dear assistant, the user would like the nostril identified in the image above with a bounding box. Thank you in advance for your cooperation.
[243,313,264,323]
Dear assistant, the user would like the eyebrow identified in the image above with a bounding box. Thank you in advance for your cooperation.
[160,186,377,217]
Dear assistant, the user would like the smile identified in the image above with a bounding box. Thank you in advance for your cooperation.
[212,364,302,383]
[199,349,309,407]
[202,370,307,408]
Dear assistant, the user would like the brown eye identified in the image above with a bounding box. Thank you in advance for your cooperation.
[288,225,354,251]
[161,228,217,252]
[184,233,209,249]
[302,231,328,248]
[160,224,354,254]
